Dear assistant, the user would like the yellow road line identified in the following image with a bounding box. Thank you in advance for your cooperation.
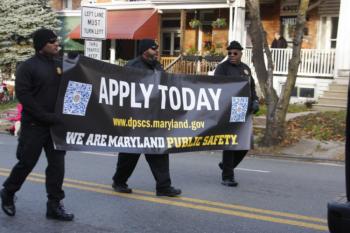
[0,167,326,223]
[0,170,328,231]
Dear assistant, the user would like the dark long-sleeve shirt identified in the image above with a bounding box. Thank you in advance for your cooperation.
[214,60,259,102]
[271,37,288,48]
[15,53,62,126]
[126,56,164,71]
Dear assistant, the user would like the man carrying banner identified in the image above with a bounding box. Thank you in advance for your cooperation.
[0,29,74,221]
[111,39,181,197]
[215,40,259,187]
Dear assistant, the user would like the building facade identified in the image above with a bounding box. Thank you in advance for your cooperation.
[51,0,83,52]
[74,0,342,56]
[54,0,350,105]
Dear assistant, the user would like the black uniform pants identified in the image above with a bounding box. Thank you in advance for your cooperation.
[113,153,171,191]
[221,150,248,180]
[3,124,66,201]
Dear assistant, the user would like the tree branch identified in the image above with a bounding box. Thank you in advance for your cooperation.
[307,0,325,12]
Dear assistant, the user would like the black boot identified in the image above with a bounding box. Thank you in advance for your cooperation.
[219,162,238,187]
[156,187,182,197]
[112,182,132,193]
[46,200,74,221]
[221,179,238,187]
[1,188,16,216]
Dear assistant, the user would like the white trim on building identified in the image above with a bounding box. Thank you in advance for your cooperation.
[56,10,81,17]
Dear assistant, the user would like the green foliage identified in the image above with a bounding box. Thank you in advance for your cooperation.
[189,19,202,29]
[0,99,18,111]
[215,42,223,49]
[286,104,310,113]
[255,104,309,116]
[186,46,198,55]
[211,18,227,29]
[0,0,61,79]
[208,49,224,57]
[203,42,224,56]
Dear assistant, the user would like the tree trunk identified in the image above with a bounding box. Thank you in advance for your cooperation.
[265,0,310,145]
[246,0,278,145]
[246,0,310,146]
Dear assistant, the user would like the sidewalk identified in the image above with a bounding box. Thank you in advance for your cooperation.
[253,111,345,162]
[253,111,316,129]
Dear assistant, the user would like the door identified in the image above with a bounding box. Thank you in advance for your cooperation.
[161,32,180,56]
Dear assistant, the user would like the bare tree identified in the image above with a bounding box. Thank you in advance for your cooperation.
[246,0,310,146]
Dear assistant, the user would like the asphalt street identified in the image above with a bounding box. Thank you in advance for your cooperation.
[0,134,345,233]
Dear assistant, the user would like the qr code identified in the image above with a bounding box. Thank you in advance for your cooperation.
[63,81,92,116]
[230,97,249,122]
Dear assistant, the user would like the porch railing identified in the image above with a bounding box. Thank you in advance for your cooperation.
[160,56,178,69]
[243,48,336,77]
[106,49,336,78]
[164,56,222,75]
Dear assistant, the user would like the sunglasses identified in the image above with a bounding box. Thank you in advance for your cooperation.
[150,45,159,50]
[228,51,239,56]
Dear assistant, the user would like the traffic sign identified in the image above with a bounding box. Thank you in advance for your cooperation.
[81,6,107,40]
[84,40,102,60]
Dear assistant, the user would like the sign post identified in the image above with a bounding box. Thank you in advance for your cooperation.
[81,6,107,60]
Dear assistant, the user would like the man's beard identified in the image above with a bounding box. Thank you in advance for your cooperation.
[145,54,157,64]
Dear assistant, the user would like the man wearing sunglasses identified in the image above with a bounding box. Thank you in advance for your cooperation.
[111,39,181,197]
[1,29,74,221]
[214,40,259,187]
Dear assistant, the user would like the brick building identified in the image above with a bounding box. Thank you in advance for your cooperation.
[64,0,342,59]
[56,0,350,107]
[51,0,83,52]
[51,0,81,10]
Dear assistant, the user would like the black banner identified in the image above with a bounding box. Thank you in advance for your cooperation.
[51,56,253,154]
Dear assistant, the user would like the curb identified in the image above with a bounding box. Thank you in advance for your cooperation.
[195,150,344,163]
[249,153,345,164]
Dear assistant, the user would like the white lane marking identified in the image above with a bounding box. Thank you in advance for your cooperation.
[236,168,271,173]
[316,163,344,167]
[81,152,118,157]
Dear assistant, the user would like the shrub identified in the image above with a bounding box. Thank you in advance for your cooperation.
[211,18,227,29]
[189,19,202,28]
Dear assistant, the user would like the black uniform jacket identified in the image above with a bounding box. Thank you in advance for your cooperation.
[15,53,62,126]
[126,56,164,72]
[214,60,259,102]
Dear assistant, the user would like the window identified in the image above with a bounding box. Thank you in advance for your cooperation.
[290,86,315,98]
[330,17,338,48]
[161,16,181,56]
[162,20,180,28]
[299,88,314,98]
[63,0,72,10]
[281,17,297,47]
[319,16,338,49]
[161,32,180,56]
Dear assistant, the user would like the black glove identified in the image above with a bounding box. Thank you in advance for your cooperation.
[250,100,260,114]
